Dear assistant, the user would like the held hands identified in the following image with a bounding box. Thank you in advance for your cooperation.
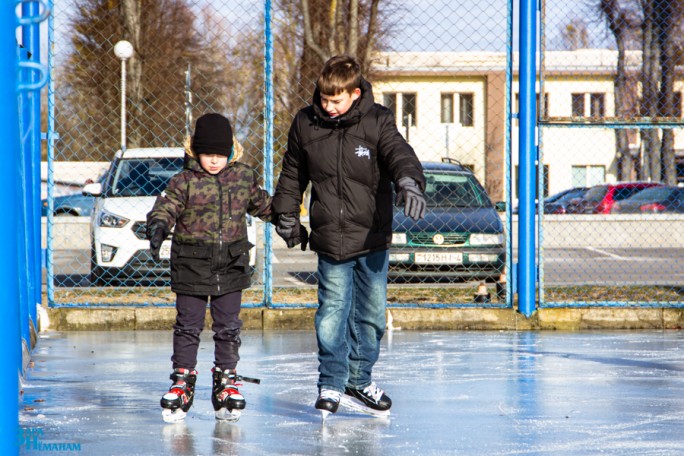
[395,177,426,221]
[276,213,309,251]
[146,221,169,261]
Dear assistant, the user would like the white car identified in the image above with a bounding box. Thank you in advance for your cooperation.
[84,147,256,286]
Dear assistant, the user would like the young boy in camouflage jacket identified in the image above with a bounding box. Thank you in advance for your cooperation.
[147,113,271,422]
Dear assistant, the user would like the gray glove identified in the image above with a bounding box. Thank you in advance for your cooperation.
[395,177,426,221]
[275,214,308,251]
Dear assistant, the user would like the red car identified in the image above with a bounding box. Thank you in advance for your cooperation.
[566,182,663,214]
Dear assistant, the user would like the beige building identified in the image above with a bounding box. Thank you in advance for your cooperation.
[370,50,684,202]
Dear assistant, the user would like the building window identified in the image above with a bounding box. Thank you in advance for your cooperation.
[402,92,417,127]
[514,164,549,199]
[590,93,605,118]
[441,93,454,123]
[571,165,605,187]
[459,93,474,126]
[514,92,549,118]
[383,93,397,119]
[571,93,585,117]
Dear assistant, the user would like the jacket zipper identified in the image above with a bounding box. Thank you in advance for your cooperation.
[336,128,344,258]
[216,176,223,295]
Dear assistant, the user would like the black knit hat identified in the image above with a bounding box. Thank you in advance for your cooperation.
[191,113,233,157]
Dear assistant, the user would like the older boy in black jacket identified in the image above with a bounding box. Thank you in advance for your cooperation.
[273,55,426,418]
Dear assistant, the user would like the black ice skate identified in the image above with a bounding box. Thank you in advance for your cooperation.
[160,368,198,423]
[315,389,342,420]
[212,367,246,422]
[340,382,392,418]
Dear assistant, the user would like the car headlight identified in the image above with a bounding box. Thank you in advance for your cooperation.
[391,232,407,244]
[98,209,130,228]
[469,233,504,246]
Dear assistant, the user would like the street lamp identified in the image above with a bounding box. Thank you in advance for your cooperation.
[114,40,134,152]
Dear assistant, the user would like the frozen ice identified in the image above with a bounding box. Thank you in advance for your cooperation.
[19,330,684,455]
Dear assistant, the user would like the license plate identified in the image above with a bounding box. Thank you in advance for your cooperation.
[159,243,171,260]
[414,252,463,264]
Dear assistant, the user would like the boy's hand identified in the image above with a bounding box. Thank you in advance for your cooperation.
[395,177,426,221]
[276,214,308,251]
[146,220,169,261]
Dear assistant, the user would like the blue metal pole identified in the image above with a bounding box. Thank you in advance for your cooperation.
[0,1,22,451]
[18,46,32,357]
[23,0,41,340]
[47,0,55,306]
[263,0,273,307]
[517,0,537,317]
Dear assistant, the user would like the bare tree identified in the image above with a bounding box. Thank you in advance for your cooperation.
[599,0,641,180]
[560,18,592,50]
[59,0,233,161]
[270,0,397,173]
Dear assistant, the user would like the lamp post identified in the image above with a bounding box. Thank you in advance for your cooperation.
[114,40,134,152]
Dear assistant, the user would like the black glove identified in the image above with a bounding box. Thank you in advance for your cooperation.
[146,220,169,261]
[276,214,309,251]
[395,177,426,221]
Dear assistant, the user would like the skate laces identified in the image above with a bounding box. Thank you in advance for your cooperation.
[362,383,384,403]
[319,389,342,402]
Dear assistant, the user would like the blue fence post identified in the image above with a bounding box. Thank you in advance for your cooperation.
[18,46,32,362]
[263,0,273,307]
[0,1,22,452]
[22,0,42,342]
[518,0,538,317]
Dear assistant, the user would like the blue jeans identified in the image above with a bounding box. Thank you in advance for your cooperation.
[315,249,389,393]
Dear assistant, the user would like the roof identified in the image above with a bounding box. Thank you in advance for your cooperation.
[421,160,472,173]
[114,147,185,159]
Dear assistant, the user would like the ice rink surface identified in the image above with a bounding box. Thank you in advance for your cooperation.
[19,329,684,455]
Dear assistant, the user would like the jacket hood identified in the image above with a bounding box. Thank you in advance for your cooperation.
[311,77,375,128]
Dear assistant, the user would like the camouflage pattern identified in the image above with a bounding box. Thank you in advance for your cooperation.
[147,156,271,295]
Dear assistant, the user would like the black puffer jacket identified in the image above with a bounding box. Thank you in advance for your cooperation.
[273,78,425,261]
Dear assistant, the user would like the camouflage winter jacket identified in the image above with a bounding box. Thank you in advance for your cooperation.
[147,156,271,295]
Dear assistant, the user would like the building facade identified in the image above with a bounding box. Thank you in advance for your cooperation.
[370,50,684,202]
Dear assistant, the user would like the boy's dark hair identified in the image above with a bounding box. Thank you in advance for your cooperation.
[316,55,362,96]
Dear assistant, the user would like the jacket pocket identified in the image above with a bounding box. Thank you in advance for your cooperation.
[228,239,254,257]
[176,244,212,259]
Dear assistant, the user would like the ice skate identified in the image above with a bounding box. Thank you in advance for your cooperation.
[212,368,246,422]
[315,389,342,421]
[340,382,391,418]
[160,368,198,423]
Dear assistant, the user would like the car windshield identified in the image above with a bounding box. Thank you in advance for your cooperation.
[624,186,675,202]
[112,157,184,196]
[548,188,585,204]
[583,186,608,202]
[423,171,492,208]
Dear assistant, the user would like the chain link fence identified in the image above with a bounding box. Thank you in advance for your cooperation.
[44,0,683,309]
[539,0,684,307]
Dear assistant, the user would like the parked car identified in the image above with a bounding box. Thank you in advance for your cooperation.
[543,186,588,214]
[85,147,257,286]
[565,182,663,214]
[389,159,505,281]
[41,192,96,217]
[611,185,684,213]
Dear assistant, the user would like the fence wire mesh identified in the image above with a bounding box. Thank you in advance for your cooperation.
[539,0,684,306]
[44,0,683,309]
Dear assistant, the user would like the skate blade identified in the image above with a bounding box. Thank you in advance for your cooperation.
[319,409,332,421]
[162,408,187,423]
[215,408,241,422]
[339,396,390,418]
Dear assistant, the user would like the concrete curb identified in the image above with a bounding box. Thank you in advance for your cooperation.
[46,307,684,331]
